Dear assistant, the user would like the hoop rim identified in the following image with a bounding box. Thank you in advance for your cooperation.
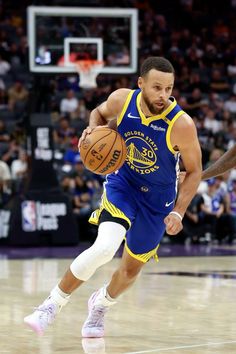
[75,59,104,73]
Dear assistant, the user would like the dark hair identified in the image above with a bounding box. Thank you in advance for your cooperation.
[140,57,175,77]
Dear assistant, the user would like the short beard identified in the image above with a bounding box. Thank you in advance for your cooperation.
[142,91,163,115]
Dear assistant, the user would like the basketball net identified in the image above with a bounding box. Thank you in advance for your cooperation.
[75,60,104,89]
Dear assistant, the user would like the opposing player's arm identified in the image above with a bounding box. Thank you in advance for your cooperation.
[89,88,131,129]
[202,145,236,180]
[171,113,202,217]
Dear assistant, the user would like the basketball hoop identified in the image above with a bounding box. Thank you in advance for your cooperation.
[75,60,104,89]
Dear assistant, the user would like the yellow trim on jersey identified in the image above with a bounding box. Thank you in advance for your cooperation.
[117,90,135,127]
[125,242,159,263]
[136,92,176,126]
[88,190,131,228]
[89,209,101,225]
[166,110,185,154]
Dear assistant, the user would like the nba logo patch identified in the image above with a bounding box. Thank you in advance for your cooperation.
[21,201,37,232]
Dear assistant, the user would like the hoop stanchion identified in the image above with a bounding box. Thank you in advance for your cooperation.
[75,60,104,88]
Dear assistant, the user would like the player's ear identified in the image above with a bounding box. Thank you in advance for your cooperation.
[138,76,143,89]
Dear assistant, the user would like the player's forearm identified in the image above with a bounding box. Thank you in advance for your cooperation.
[89,108,108,129]
[202,146,236,180]
[174,171,201,217]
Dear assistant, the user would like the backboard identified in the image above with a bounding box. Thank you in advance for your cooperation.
[27,6,138,74]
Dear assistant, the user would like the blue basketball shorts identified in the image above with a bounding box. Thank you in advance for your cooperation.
[89,174,177,263]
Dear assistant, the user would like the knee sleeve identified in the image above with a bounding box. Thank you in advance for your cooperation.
[70,222,126,281]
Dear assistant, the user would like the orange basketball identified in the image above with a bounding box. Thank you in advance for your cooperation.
[80,127,127,175]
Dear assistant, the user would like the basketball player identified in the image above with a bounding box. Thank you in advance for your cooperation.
[202,145,236,180]
[24,57,202,337]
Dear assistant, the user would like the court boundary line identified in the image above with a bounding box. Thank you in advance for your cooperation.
[125,340,236,354]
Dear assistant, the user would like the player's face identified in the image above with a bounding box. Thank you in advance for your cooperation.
[138,69,174,115]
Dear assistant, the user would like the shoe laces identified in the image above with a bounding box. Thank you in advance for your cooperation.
[35,303,58,326]
[86,306,108,328]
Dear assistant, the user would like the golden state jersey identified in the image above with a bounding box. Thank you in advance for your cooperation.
[89,89,187,263]
[116,89,185,188]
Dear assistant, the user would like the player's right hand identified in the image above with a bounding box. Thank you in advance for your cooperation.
[78,125,108,150]
[78,126,93,149]
[164,212,183,235]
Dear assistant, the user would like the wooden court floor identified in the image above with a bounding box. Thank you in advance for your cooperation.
[1,255,236,353]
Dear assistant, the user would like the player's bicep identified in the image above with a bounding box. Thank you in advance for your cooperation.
[177,121,202,173]
[180,139,202,174]
[96,101,114,121]
[97,88,131,121]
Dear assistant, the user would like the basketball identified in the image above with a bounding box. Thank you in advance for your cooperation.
[80,127,127,175]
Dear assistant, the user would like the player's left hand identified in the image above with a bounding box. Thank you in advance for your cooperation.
[164,213,183,235]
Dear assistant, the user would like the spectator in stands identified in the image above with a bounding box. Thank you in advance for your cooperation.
[186,46,203,70]
[227,57,236,78]
[227,126,236,150]
[71,157,93,180]
[226,179,236,243]
[199,178,225,242]
[0,54,10,75]
[83,89,97,111]
[187,88,203,116]
[76,98,88,122]
[204,109,222,134]
[73,173,93,217]
[63,137,80,165]
[0,160,11,207]
[210,69,230,93]
[8,42,22,68]
[1,139,22,166]
[195,116,213,166]
[183,193,203,244]
[10,149,27,193]
[0,83,8,110]
[60,175,74,196]
[177,65,191,92]
[0,78,5,90]
[212,19,230,39]
[72,159,103,208]
[188,72,209,93]
[60,89,79,119]
[53,117,76,150]
[221,109,233,133]
[205,148,224,169]
[8,80,29,112]
[11,149,27,180]
[0,119,10,142]
[224,93,236,115]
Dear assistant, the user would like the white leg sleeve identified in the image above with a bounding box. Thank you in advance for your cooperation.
[70,221,126,281]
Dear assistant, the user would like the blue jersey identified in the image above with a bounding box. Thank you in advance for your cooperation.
[115,89,184,189]
[89,89,186,263]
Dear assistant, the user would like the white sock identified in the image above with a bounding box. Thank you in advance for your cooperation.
[105,288,116,302]
[93,285,117,307]
[50,285,70,307]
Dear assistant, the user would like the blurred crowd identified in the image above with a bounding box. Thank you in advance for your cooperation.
[1,0,236,243]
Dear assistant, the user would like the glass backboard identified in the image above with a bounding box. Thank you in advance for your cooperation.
[27,6,138,74]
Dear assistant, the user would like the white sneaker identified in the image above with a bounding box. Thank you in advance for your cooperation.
[82,287,115,338]
[24,297,61,336]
